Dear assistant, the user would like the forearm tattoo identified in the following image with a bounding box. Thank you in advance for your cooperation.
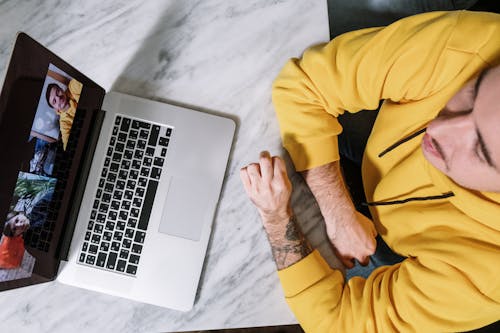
[269,216,312,270]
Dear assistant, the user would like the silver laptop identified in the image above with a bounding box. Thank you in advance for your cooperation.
[0,33,234,311]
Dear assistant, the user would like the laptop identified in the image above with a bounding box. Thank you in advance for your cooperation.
[0,33,235,311]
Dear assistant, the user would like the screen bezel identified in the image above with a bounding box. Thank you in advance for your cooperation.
[0,32,106,291]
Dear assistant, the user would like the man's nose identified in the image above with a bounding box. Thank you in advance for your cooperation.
[427,111,474,146]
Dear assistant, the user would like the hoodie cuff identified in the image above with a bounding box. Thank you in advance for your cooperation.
[284,136,340,172]
[277,250,337,297]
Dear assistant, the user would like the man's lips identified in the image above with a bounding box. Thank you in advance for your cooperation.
[423,133,444,161]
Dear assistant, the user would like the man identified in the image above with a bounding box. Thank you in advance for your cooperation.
[241,11,500,332]
[45,79,83,150]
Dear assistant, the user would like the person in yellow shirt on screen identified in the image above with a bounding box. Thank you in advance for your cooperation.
[45,79,82,150]
[241,11,500,333]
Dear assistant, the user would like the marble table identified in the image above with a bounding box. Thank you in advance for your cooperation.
[0,1,336,332]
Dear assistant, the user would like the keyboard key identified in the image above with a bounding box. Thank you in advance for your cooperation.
[113,231,123,242]
[154,157,164,167]
[107,252,118,270]
[159,137,169,147]
[132,160,141,170]
[130,170,139,179]
[99,203,109,213]
[126,264,137,275]
[132,120,140,129]
[123,238,132,249]
[79,253,86,263]
[145,147,155,157]
[137,140,146,150]
[129,130,138,139]
[82,242,89,252]
[86,255,96,265]
[102,193,112,203]
[127,180,136,189]
[120,118,131,132]
[151,167,162,180]
[127,219,137,228]
[121,159,131,170]
[166,128,172,137]
[121,201,131,210]
[116,180,125,190]
[134,231,146,244]
[134,150,143,160]
[105,182,114,192]
[112,152,122,162]
[119,249,129,259]
[112,126,119,135]
[140,167,150,177]
[149,125,160,146]
[109,137,116,147]
[97,213,106,223]
[110,162,119,172]
[116,221,126,231]
[107,172,117,183]
[89,244,98,254]
[118,132,127,142]
[91,234,101,244]
[115,142,125,152]
[138,180,158,231]
[124,149,133,160]
[107,147,113,156]
[125,228,135,239]
[138,177,147,187]
[143,157,152,165]
[94,223,103,234]
[132,198,142,208]
[105,221,115,231]
[113,190,123,200]
[140,121,151,129]
[85,231,91,241]
[100,242,110,252]
[126,140,136,150]
[97,252,107,267]
[135,187,145,197]
[103,231,113,242]
[139,129,149,140]
[96,188,103,199]
[131,243,142,254]
[119,210,128,220]
[117,260,127,272]
[93,199,99,209]
[108,211,117,221]
[130,208,140,218]
[124,191,134,200]
[129,254,140,265]
[90,210,97,220]
[87,220,94,231]
[99,178,105,188]
[111,200,120,211]
[161,148,167,157]
[115,116,122,125]
[111,241,121,252]
[104,157,111,167]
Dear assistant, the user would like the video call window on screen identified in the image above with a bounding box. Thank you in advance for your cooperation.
[0,64,83,283]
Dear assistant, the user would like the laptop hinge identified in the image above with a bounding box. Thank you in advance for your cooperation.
[56,109,106,260]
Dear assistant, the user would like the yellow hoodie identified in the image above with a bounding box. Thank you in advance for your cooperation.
[272,11,500,332]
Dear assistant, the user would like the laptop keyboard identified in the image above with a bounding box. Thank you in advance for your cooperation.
[78,115,172,276]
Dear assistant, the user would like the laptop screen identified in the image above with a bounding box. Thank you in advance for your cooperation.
[0,33,105,290]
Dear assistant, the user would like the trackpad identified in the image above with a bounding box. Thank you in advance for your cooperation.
[159,176,214,241]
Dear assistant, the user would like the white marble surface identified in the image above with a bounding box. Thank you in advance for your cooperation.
[0,1,336,332]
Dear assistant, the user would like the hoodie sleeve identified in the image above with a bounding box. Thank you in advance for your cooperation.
[272,11,463,171]
[278,250,500,332]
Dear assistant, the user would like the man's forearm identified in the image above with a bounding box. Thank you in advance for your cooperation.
[301,161,356,229]
[263,215,312,270]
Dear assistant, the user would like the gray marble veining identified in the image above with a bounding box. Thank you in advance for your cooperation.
[0,1,333,332]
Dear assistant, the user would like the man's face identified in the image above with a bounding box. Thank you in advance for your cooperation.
[423,65,500,192]
[48,85,68,110]
[6,213,30,237]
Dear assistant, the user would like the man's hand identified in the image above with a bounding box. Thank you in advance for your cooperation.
[240,152,312,270]
[302,162,377,268]
[325,210,377,268]
[240,151,292,226]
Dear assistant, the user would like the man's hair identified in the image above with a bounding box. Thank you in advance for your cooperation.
[45,83,60,108]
